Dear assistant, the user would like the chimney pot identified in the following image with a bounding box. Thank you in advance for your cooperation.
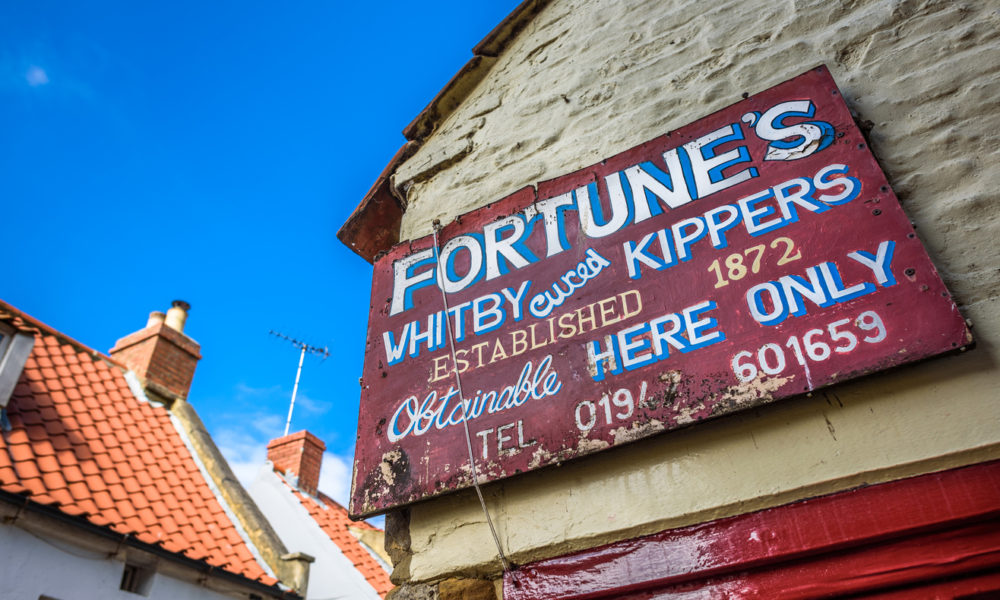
[146,311,166,329]
[165,300,190,333]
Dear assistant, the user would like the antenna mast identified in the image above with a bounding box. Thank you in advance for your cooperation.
[269,330,330,436]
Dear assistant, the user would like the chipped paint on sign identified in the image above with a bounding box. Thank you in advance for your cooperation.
[349,66,971,517]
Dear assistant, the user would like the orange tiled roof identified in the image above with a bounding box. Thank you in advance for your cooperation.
[284,481,393,597]
[0,302,280,590]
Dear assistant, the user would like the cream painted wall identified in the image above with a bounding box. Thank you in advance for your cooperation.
[390,0,1000,584]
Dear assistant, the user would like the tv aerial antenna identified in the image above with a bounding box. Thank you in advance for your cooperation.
[269,330,330,436]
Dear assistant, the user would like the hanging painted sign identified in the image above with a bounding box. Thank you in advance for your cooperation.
[349,66,972,517]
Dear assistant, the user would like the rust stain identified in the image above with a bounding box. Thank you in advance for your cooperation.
[823,413,838,441]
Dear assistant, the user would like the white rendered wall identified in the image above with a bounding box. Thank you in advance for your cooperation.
[248,465,381,600]
[0,523,239,600]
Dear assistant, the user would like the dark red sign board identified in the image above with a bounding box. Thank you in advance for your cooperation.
[350,66,971,517]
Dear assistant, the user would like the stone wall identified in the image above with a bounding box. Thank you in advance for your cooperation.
[386,0,1000,590]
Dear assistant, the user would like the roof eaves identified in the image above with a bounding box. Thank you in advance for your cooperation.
[336,0,554,264]
[400,55,497,142]
[473,0,553,57]
[0,489,300,599]
[336,141,419,263]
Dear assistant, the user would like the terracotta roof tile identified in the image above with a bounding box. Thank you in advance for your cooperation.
[92,452,114,471]
[67,481,90,501]
[6,429,28,445]
[132,492,150,510]
[77,498,99,515]
[41,471,67,490]
[280,479,393,597]
[92,490,115,510]
[47,487,73,505]
[138,507,158,528]
[4,481,28,494]
[13,458,41,480]
[0,301,283,593]
[43,420,66,435]
[18,411,41,426]
[158,511,177,531]
[62,464,84,483]
[0,466,15,484]
[36,455,60,473]
[88,475,110,494]
[153,478,172,497]
[73,444,94,461]
[107,483,128,502]
[8,443,34,463]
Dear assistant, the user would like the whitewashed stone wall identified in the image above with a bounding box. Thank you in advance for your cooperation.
[389,0,1000,585]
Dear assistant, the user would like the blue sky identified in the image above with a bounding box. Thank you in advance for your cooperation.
[3,0,516,508]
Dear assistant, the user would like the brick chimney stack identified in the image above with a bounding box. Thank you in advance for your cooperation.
[267,431,326,495]
[110,300,202,401]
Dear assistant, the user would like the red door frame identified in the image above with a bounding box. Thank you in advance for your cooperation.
[504,460,1000,599]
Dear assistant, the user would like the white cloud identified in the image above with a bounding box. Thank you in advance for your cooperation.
[213,423,270,486]
[25,65,48,86]
[234,382,282,397]
[211,382,355,520]
[212,407,353,505]
[317,451,353,506]
[294,392,332,416]
[231,382,330,431]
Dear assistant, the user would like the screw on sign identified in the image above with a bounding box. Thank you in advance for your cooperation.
[349,66,972,518]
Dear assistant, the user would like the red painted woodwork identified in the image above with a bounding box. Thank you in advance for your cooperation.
[504,460,1000,600]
